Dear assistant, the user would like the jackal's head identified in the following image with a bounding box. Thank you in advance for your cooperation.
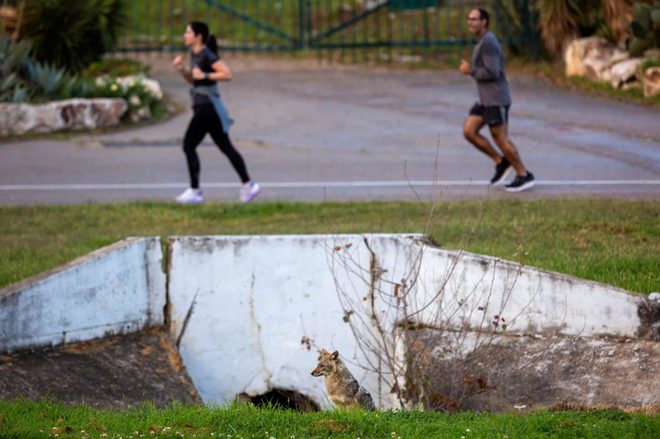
[310,349,340,377]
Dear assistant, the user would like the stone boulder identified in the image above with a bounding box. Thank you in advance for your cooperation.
[610,58,643,88]
[564,37,627,78]
[643,67,660,98]
[0,98,127,137]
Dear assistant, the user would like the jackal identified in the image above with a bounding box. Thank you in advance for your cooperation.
[311,349,376,410]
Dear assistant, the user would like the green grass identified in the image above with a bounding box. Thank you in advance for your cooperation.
[0,400,658,438]
[0,199,658,293]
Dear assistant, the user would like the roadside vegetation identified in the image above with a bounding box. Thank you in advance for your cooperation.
[1,400,658,439]
[1,0,169,125]
[506,58,660,109]
[0,199,657,294]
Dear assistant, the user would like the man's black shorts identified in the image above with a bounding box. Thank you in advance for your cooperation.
[469,103,510,127]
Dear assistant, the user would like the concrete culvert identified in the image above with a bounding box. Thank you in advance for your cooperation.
[238,390,320,412]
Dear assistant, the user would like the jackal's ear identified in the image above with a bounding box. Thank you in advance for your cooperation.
[331,350,339,359]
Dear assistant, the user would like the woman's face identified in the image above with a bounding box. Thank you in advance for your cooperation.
[183,25,197,46]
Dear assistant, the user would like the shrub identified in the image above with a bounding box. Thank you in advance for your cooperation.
[91,75,164,122]
[1,35,165,124]
[20,0,128,73]
[630,1,660,56]
[0,35,90,103]
[493,0,544,59]
[81,58,150,80]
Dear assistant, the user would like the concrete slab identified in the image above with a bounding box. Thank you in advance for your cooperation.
[0,233,651,410]
[166,234,646,409]
[0,237,166,353]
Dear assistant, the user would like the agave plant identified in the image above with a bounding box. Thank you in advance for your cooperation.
[0,35,30,102]
[24,61,67,100]
[0,35,31,78]
[0,34,91,103]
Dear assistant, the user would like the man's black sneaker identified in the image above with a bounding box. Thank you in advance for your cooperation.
[490,157,513,186]
[505,172,536,192]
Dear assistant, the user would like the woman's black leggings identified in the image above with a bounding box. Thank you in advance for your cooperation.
[183,103,250,189]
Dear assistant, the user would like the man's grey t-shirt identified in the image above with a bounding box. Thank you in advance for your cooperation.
[191,47,220,106]
[470,31,511,107]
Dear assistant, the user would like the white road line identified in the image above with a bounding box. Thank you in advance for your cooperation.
[0,180,659,191]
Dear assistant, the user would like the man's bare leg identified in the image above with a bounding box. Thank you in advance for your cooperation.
[463,115,503,163]
[489,123,527,176]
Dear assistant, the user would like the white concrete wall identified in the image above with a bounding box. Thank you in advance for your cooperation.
[168,234,420,409]
[414,247,642,337]
[0,237,166,353]
[0,233,644,410]
[167,234,644,409]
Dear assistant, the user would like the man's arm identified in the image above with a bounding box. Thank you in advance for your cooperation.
[470,39,502,81]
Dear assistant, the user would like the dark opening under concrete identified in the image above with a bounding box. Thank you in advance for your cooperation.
[242,389,320,412]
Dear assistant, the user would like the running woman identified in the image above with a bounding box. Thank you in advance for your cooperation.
[172,21,261,203]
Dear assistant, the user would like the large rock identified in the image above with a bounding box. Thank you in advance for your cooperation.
[564,37,625,77]
[643,67,660,98]
[583,50,630,82]
[610,58,643,88]
[0,98,127,137]
[583,57,615,82]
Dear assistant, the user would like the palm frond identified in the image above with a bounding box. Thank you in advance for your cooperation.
[536,0,581,55]
[602,0,634,42]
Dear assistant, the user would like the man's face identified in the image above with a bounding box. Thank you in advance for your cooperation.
[467,9,486,36]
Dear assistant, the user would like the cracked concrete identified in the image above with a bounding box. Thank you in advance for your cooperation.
[1,233,656,411]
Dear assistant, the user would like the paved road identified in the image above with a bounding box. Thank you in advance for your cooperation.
[1,56,659,204]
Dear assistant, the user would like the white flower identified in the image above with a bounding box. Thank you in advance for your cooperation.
[110,84,118,91]
[129,95,141,106]
[140,78,163,100]
[115,75,163,100]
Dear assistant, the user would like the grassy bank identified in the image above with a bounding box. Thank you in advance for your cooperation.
[0,199,658,293]
[0,400,658,439]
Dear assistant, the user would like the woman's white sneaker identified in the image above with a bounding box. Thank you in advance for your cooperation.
[240,182,261,203]
[176,188,204,203]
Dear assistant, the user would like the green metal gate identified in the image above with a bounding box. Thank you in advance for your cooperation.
[117,0,539,61]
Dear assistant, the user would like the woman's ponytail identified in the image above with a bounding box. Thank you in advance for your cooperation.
[207,34,218,55]
[189,21,218,54]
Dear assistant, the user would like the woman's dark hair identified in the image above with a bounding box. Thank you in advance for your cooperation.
[477,8,490,27]
[190,21,218,54]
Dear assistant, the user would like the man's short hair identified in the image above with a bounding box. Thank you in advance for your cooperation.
[477,8,490,27]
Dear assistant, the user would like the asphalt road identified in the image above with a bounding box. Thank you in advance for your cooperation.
[1,56,659,204]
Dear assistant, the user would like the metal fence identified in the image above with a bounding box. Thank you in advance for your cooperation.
[117,0,540,62]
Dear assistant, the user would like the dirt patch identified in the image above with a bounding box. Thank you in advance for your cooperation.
[1,325,657,412]
[0,328,200,408]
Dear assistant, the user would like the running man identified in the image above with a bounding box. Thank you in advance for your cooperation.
[460,8,535,192]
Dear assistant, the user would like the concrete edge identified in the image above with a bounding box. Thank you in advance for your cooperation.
[0,237,145,298]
